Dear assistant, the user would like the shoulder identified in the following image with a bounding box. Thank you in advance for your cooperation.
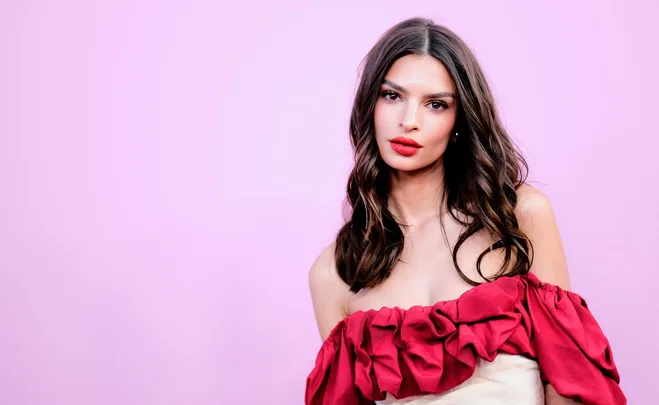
[514,184,557,233]
[514,184,571,290]
[308,242,352,340]
[308,243,340,289]
[515,183,553,219]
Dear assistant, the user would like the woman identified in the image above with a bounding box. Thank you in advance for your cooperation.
[305,17,625,405]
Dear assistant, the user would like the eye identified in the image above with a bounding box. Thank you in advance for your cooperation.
[428,100,448,111]
[380,90,400,101]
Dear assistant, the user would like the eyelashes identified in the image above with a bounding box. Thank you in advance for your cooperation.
[429,100,448,111]
[379,90,448,111]
[380,90,401,101]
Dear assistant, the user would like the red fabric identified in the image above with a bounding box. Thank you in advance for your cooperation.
[305,272,625,405]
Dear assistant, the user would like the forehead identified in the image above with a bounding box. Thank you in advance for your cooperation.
[383,54,455,92]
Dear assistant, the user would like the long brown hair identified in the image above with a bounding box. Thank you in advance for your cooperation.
[335,17,533,293]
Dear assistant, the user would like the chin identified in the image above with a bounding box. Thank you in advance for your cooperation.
[381,154,430,172]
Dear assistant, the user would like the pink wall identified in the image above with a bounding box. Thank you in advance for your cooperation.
[1,1,656,404]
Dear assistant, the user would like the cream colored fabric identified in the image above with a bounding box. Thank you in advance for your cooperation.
[376,354,544,405]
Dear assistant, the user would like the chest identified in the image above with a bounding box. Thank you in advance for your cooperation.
[347,218,507,315]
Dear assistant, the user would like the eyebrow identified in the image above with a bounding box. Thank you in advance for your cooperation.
[382,79,455,99]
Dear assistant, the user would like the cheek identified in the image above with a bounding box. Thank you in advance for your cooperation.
[423,120,452,145]
[425,110,456,141]
[374,101,401,135]
[373,103,388,136]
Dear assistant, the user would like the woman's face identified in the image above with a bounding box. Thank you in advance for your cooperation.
[374,54,458,173]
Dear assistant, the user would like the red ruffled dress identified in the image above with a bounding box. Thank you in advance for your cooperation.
[305,272,626,405]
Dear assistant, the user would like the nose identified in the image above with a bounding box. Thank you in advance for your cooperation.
[400,103,420,132]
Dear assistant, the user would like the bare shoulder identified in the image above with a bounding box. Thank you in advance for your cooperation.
[515,184,571,290]
[515,183,553,218]
[308,243,343,295]
[308,242,352,341]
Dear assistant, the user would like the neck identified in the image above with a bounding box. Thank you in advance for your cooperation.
[388,162,446,226]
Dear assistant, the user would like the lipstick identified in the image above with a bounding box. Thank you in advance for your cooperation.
[389,136,421,157]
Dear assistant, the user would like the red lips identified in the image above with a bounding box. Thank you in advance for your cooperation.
[389,136,421,157]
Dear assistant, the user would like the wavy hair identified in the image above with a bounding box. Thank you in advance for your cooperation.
[335,17,533,293]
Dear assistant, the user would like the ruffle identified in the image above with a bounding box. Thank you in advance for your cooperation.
[305,272,625,405]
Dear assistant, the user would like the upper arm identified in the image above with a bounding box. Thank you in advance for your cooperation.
[308,243,351,341]
[515,184,571,290]
[516,185,577,404]
[545,384,581,405]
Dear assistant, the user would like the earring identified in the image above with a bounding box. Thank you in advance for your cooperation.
[452,132,459,142]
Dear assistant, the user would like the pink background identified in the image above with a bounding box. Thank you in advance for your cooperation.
[1,1,657,404]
